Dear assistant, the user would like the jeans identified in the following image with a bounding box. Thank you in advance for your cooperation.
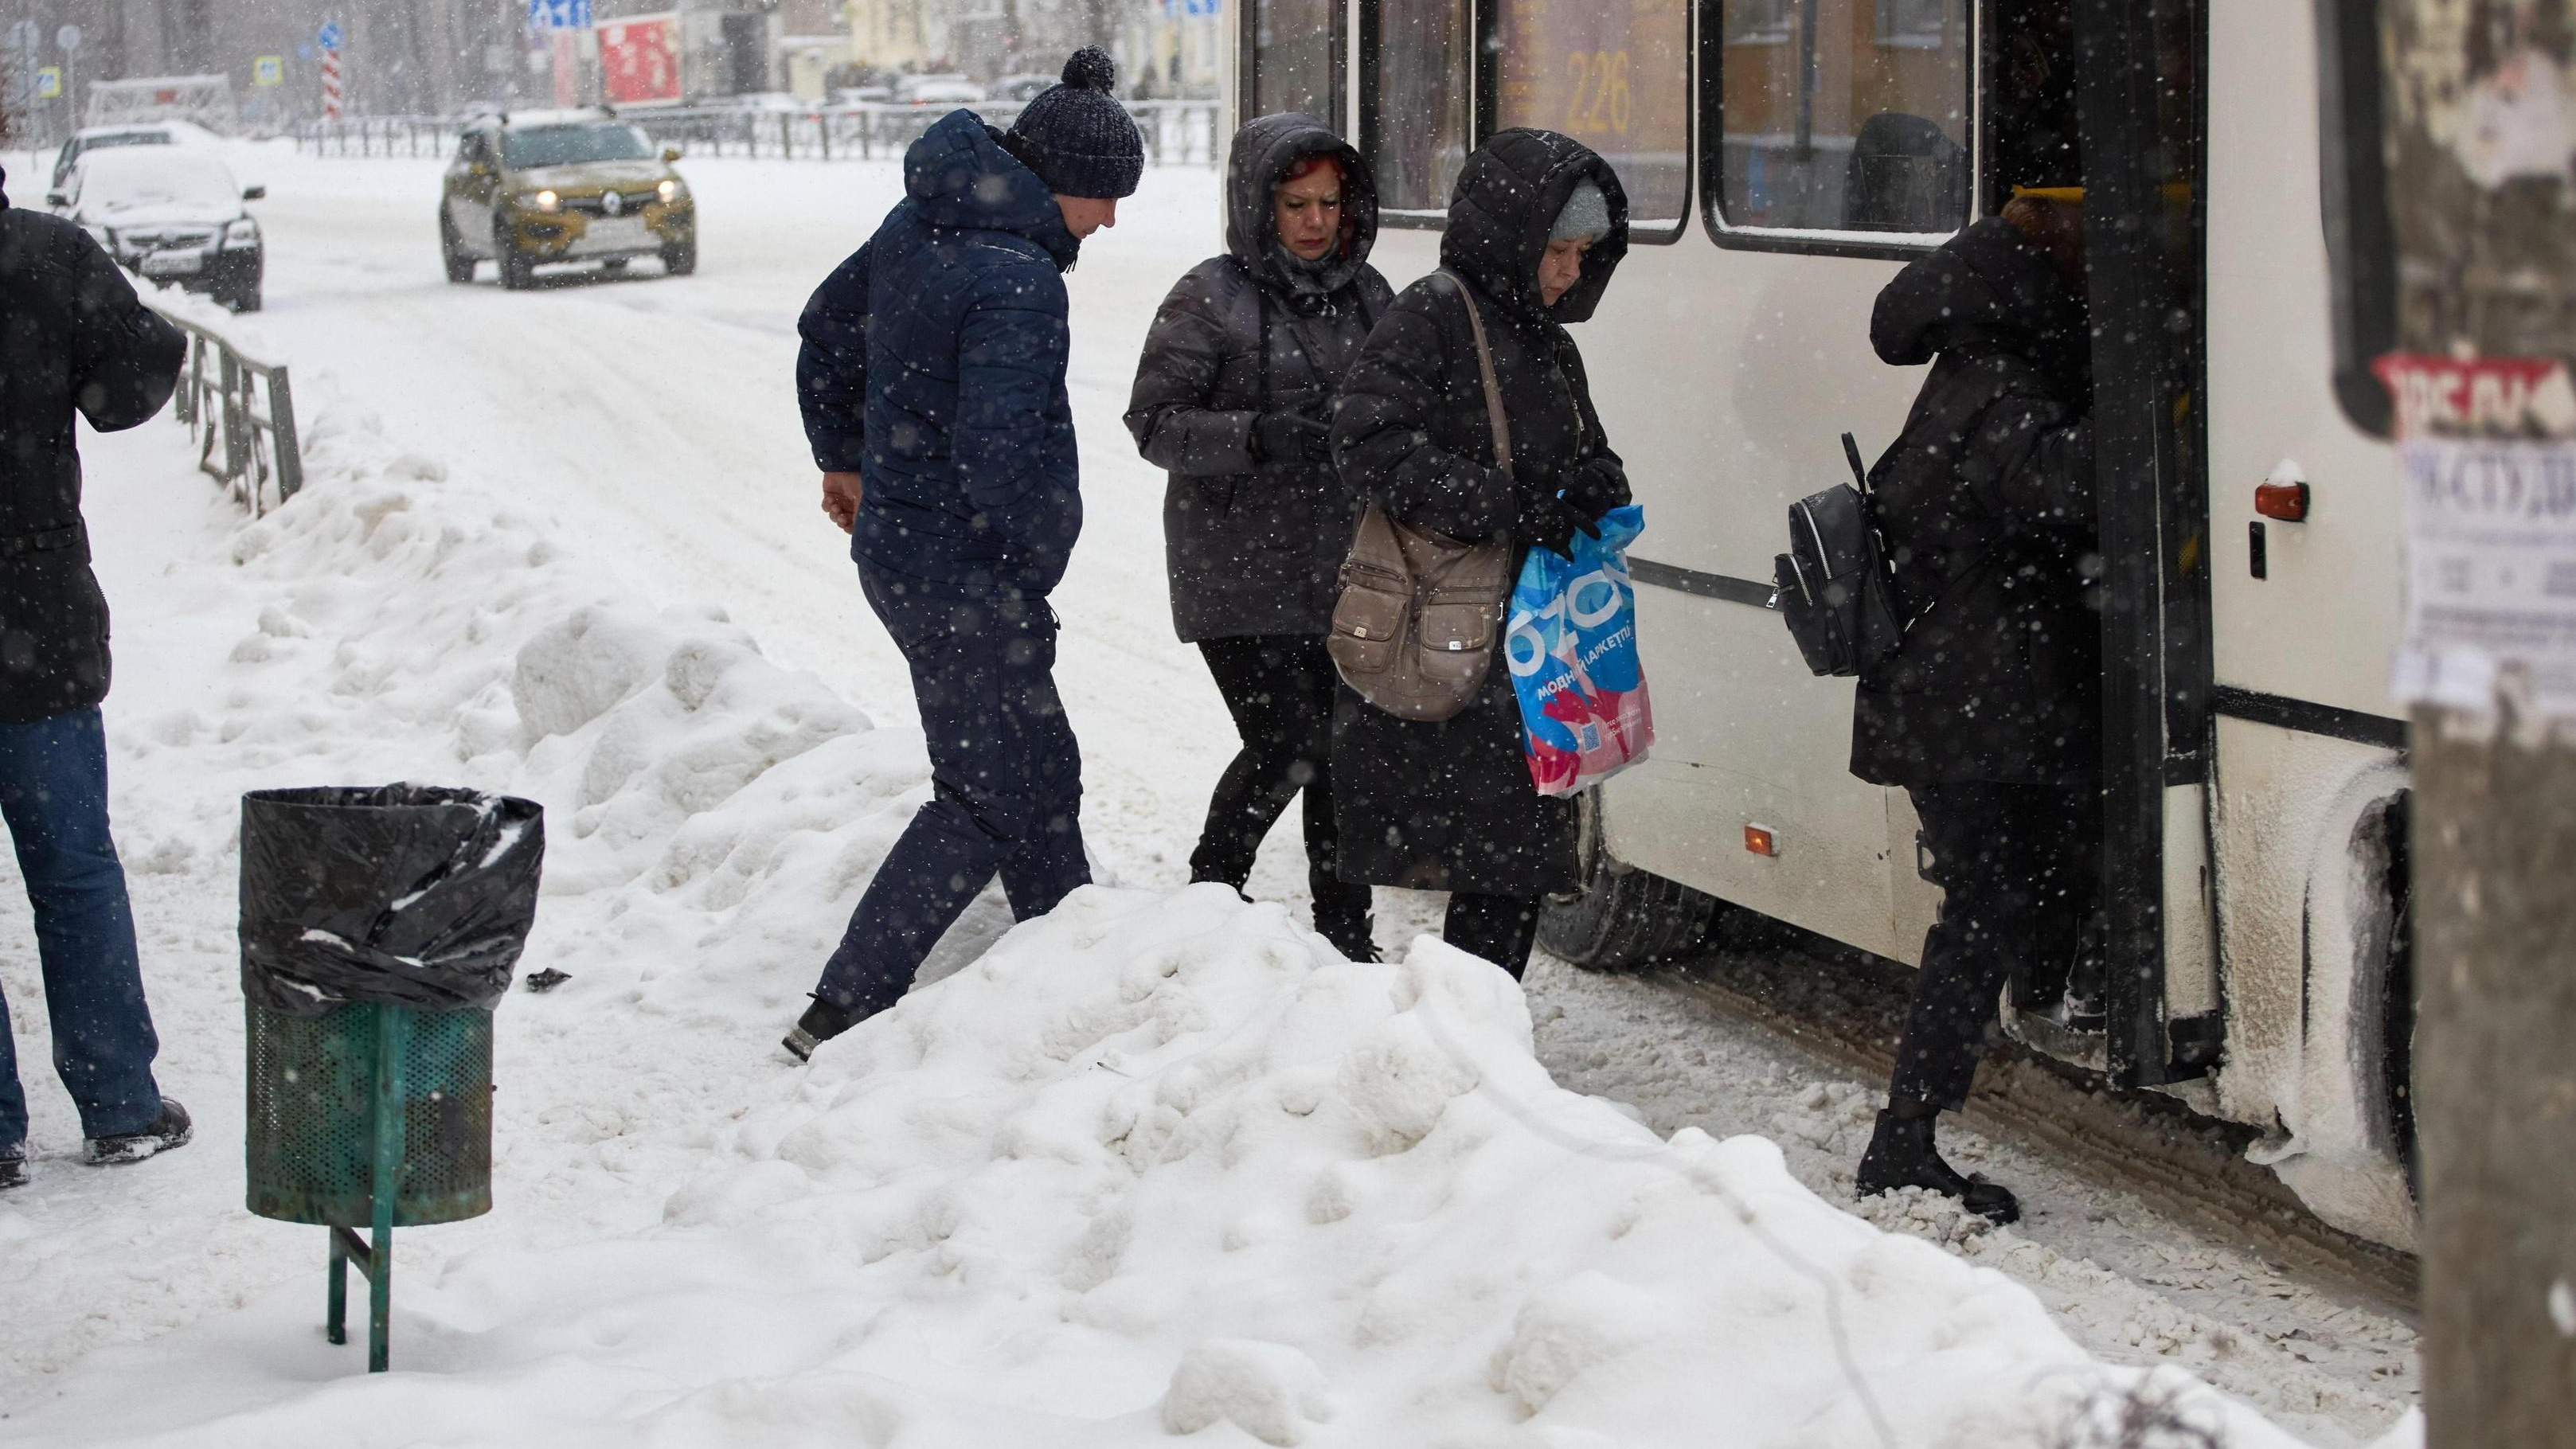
[0,707,162,1154]
[814,568,1090,1017]
[1889,780,2101,1112]
[1190,635,1372,936]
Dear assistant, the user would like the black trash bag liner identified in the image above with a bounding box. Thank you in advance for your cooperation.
[240,785,545,1016]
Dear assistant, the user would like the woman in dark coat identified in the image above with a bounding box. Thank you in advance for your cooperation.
[1326,128,1632,978]
[1126,114,1395,960]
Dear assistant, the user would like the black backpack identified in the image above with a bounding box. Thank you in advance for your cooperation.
[1775,433,1904,678]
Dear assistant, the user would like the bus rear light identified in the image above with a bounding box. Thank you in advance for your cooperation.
[1745,824,1778,857]
[2254,480,2310,521]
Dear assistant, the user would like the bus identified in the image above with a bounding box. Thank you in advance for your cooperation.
[1229,0,2418,1250]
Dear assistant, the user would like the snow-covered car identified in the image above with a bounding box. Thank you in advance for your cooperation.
[722,91,808,114]
[49,148,266,312]
[832,85,893,106]
[894,74,985,106]
[48,119,225,189]
[992,73,1057,104]
[440,111,697,289]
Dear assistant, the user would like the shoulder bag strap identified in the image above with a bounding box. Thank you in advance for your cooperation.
[1435,269,1513,480]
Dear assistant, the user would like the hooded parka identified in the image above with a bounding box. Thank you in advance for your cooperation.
[797,109,1084,600]
[1327,129,1629,897]
[1124,114,1394,641]
[0,166,186,724]
[1851,215,2100,787]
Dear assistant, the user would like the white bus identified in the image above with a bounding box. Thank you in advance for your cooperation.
[1229,0,2418,1249]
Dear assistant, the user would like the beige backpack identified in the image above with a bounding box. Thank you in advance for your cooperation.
[1326,272,1517,723]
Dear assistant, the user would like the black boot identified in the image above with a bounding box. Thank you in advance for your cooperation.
[1,1149,25,1191]
[1856,1107,2019,1224]
[782,997,867,1063]
[1313,905,1380,963]
[84,1099,193,1166]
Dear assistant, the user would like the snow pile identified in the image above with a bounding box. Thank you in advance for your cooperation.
[13,879,2315,1445]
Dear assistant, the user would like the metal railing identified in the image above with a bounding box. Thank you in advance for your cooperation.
[291,100,1222,167]
[148,298,303,514]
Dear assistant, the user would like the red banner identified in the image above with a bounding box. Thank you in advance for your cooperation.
[600,13,682,107]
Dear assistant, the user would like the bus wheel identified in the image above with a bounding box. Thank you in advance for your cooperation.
[1538,792,1720,971]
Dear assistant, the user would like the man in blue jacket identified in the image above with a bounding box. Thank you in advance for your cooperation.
[785,48,1143,1060]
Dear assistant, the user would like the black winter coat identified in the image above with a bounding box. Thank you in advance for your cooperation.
[0,169,185,724]
[1851,217,2101,787]
[1125,114,1394,641]
[1327,129,1630,897]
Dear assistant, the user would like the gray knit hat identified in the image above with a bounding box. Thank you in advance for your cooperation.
[1004,47,1145,199]
[1550,178,1611,243]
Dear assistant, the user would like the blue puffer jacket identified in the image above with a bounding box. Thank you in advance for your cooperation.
[798,110,1083,597]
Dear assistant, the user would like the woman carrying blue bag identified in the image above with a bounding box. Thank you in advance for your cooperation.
[1327,129,1632,979]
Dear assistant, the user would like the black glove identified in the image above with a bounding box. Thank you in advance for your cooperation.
[1252,411,1333,466]
[1560,455,1631,521]
[1523,493,1599,560]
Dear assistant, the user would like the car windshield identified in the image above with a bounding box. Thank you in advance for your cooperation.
[81,132,174,156]
[502,124,654,169]
[77,152,240,214]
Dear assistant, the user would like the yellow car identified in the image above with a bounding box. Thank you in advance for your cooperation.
[440,108,695,289]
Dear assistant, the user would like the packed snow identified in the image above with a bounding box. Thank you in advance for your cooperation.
[0,142,2418,1447]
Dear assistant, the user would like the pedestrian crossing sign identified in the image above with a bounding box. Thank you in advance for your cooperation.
[254,55,284,87]
[36,66,60,100]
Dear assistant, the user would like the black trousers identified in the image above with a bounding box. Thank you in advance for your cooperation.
[1191,635,1372,932]
[1890,781,2101,1112]
[1445,891,1542,978]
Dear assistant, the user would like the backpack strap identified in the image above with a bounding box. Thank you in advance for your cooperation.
[1434,269,1513,480]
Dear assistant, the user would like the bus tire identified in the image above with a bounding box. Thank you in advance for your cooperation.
[1538,793,1720,971]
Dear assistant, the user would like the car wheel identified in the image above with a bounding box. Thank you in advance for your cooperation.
[496,221,535,291]
[230,281,264,313]
[440,209,475,284]
[661,236,697,276]
[600,257,631,274]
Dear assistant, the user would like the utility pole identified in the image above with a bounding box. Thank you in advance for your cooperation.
[2367,4,2576,1447]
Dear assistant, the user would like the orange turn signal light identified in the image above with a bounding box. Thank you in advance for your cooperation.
[1745,824,1778,857]
[2254,480,2310,521]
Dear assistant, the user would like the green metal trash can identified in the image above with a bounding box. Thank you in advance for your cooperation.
[244,1000,494,1228]
[236,784,544,1373]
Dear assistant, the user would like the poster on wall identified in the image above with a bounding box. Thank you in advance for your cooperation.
[600,13,682,107]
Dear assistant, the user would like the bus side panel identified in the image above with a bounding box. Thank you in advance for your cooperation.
[2203,0,2402,719]
[1570,233,1937,965]
[1604,587,1926,966]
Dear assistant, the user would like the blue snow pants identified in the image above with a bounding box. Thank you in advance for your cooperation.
[0,706,162,1156]
[813,565,1090,1017]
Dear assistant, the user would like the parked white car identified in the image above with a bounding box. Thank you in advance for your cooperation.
[50,148,267,312]
[49,120,225,189]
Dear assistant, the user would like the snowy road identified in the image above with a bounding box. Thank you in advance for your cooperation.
[0,145,2414,1446]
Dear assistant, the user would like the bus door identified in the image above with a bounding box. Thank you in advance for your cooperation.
[2034,0,2216,1088]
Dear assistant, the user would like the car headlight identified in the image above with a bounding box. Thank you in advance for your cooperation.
[522,189,561,213]
[657,178,683,203]
[225,219,260,247]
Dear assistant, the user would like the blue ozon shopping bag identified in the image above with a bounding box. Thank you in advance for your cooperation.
[1504,503,1654,795]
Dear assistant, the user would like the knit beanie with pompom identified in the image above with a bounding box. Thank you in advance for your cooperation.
[1003,47,1145,199]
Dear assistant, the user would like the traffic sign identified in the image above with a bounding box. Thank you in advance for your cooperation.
[6,19,37,53]
[253,55,283,87]
[55,24,80,53]
[36,66,61,99]
[526,0,592,31]
[317,21,343,52]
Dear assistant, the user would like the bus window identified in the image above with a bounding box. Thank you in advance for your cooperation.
[1707,0,1972,244]
[1252,0,1340,126]
[1495,0,1691,232]
[1366,0,1473,217]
